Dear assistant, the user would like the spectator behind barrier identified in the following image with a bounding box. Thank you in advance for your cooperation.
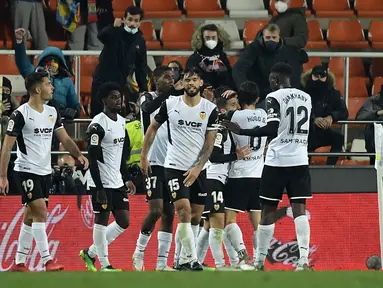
[0,76,19,119]
[14,28,81,119]
[233,24,307,108]
[356,85,383,165]
[186,24,235,90]
[268,0,308,49]
[90,6,148,117]
[167,61,184,96]
[302,65,348,165]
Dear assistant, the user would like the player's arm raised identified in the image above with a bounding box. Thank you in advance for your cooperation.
[55,115,89,169]
[0,111,24,195]
[121,130,136,195]
[141,101,168,177]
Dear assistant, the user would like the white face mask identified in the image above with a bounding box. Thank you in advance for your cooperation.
[205,40,218,50]
[124,25,138,34]
[275,1,288,13]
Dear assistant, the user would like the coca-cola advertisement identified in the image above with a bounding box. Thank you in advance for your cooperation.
[0,194,380,271]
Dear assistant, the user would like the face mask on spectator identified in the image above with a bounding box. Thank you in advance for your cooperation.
[1,77,12,99]
[124,25,138,34]
[264,40,279,50]
[275,1,288,13]
[205,40,218,50]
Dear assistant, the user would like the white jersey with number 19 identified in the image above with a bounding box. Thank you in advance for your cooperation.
[265,88,312,167]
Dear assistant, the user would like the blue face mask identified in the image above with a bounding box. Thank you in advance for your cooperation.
[124,25,138,34]
[264,40,278,51]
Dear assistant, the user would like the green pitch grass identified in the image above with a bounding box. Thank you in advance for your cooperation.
[1,271,383,288]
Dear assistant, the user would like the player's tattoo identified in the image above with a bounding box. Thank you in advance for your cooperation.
[195,130,217,168]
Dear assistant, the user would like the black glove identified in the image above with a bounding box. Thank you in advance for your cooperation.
[61,108,77,120]
[96,188,107,206]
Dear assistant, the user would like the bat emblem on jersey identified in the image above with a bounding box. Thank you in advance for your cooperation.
[171,192,177,199]
[200,112,206,120]
[27,192,32,199]
[214,204,220,211]
[147,190,152,197]
[49,114,54,123]
[102,204,107,209]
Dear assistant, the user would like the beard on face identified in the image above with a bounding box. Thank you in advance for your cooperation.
[185,86,199,97]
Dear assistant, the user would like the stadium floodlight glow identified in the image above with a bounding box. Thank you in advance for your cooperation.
[374,123,383,270]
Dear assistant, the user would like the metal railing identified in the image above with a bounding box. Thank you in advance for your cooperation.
[1,50,383,158]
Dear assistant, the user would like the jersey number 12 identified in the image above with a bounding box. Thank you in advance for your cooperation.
[286,106,309,135]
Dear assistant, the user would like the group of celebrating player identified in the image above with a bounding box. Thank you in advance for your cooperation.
[0,61,312,273]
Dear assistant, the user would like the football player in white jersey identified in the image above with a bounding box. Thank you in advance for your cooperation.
[141,68,218,271]
[79,82,136,272]
[0,71,88,272]
[222,81,267,268]
[224,63,312,271]
[132,66,176,271]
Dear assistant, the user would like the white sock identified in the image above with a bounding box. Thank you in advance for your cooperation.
[157,231,172,268]
[178,223,197,265]
[294,215,310,261]
[191,224,199,245]
[134,231,151,257]
[15,223,33,265]
[209,228,225,268]
[253,230,258,262]
[224,223,246,253]
[223,231,238,266]
[31,222,52,265]
[173,226,182,265]
[93,224,109,268]
[196,228,210,263]
[255,224,275,265]
[88,222,126,258]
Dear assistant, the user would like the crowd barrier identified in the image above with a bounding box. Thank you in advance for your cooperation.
[0,194,379,272]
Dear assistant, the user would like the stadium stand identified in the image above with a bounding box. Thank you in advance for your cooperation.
[354,0,383,18]
[184,0,225,18]
[312,0,355,18]
[306,20,327,49]
[140,0,183,18]
[161,20,195,50]
[140,21,161,50]
[243,20,269,45]
[226,0,268,18]
[327,20,369,49]
[113,0,135,18]
[369,20,383,49]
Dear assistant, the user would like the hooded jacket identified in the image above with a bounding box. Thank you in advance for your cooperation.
[92,25,148,92]
[301,69,348,125]
[233,36,307,101]
[269,7,308,49]
[186,24,235,89]
[15,43,80,111]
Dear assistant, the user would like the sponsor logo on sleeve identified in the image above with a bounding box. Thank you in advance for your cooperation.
[90,134,99,145]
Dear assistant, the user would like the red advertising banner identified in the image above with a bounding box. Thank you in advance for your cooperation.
[0,194,380,271]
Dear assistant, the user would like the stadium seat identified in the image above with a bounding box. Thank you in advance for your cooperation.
[303,57,322,72]
[204,20,243,49]
[161,20,194,50]
[140,21,161,49]
[162,55,188,69]
[226,0,268,18]
[112,0,135,18]
[313,0,354,18]
[355,0,383,18]
[228,56,238,67]
[80,56,98,94]
[184,0,225,18]
[0,55,20,75]
[372,77,383,96]
[350,139,370,161]
[347,97,365,120]
[306,20,327,49]
[340,160,370,166]
[335,77,369,99]
[311,146,331,165]
[327,20,369,49]
[328,57,368,84]
[369,21,383,49]
[270,0,311,16]
[49,0,57,10]
[140,0,182,18]
[243,20,269,45]
[371,59,383,77]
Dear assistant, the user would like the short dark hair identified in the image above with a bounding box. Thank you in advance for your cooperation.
[25,71,49,93]
[153,66,172,79]
[201,24,219,35]
[183,67,202,79]
[263,24,280,34]
[167,60,184,72]
[124,6,144,20]
[238,81,259,106]
[98,82,123,100]
[270,62,293,78]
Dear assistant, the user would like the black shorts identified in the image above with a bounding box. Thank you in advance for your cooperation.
[225,178,261,213]
[164,168,207,205]
[90,186,130,213]
[203,179,225,215]
[14,171,51,206]
[260,165,312,202]
[145,166,170,202]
